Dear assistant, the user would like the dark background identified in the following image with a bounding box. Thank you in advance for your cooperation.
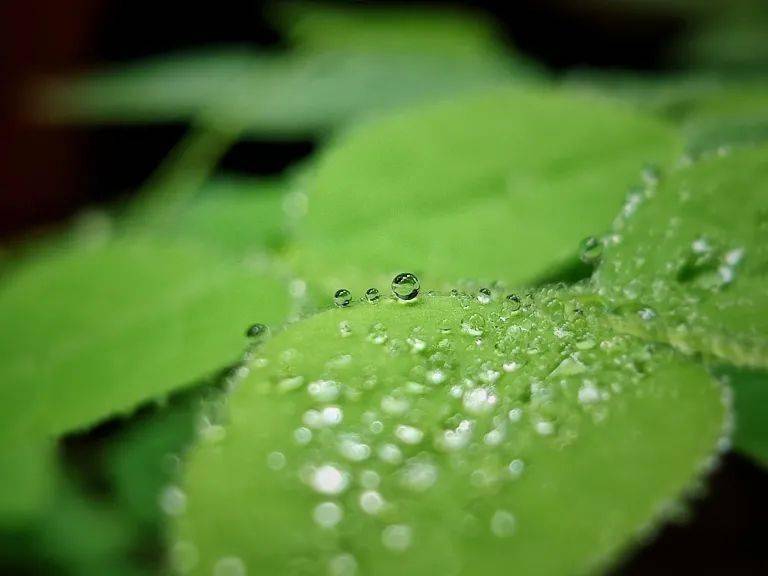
[0,1,765,574]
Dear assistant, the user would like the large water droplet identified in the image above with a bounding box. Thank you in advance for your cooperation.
[391,272,420,301]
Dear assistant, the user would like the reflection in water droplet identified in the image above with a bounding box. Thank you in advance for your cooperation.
[477,288,492,305]
[365,287,381,303]
[334,289,352,307]
[391,273,420,301]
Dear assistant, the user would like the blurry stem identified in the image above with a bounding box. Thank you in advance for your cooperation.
[122,116,241,230]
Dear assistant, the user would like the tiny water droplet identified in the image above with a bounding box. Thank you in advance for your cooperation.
[503,294,521,313]
[328,553,357,576]
[365,287,381,303]
[477,288,492,305]
[334,289,352,307]
[338,320,352,338]
[382,524,412,552]
[245,323,268,339]
[461,313,485,336]
[579,236,603,265]
[313,501,343,529]
[490,510,516,537]
[391,272,420,301]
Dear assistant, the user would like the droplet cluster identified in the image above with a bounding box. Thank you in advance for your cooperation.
[226,283,682,574]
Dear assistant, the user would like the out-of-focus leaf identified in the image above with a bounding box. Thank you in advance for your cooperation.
[596,145,768,368]
[175,287,727,576]
[36,50,533,137]
[717,367,768,467]
[0,438,54,525]
[0,236,290,442]
[291,86,682,298]
[273,1,508,59]
[168,176,288,256]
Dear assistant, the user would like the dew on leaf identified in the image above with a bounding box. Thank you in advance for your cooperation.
[213,556,247,576]
[365,287,381,303]
[334,289,352,307]
[579,236,603,265]
[266,451,287,471]
[359,490,386,515]
[310,465,349,495]
[490,510,516,537]
[477,288,492,305]
[503,294,522,313]
[391,272,420,301]
[245,323,268,339]
[395,424,424,445]
[328,553,357,576]
[461,313,485,336]
[313,501,343,529]
[381,524,413,552]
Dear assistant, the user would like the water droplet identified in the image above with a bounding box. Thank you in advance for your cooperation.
[637,307,656,321]
[395,424,424,445]
[321,406,344,427]
[245,323,268,339]
[310,465,349,495]
[367,323,388,345]
[267,451,286,470]
[328,553,357,576]
[170,541,198,574]
[400,458,438,492]
[159,485,187,516]
[334,289,352,308]
[338,321,352,338]
[338,435,371,462]
[308,379,340,402]
[503,294,521,313]
[359,490,385,515]
[477,288,492,305]
[382,524,412,552]
[378,443,403,464]
[507,459,525,479]
[579,236,603,265]
[461,313,485,336]
[313,501,343,528]
[508,408,523,422]
[365,287,381,303]
[463,387,496,415]
[213,556,247,576]
[490,510,516,537]
[294,427,312,445]
[360,469,380,489]
[391,272,420,301]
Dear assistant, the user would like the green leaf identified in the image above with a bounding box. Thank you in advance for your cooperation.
[291,86,683,298]
[37,51,528,137]
[717,367,768,467]
[0,236,290,441]
[273,2,509,59]
[595,145,768,368]
[168,176,289,256]
[175,288,726,576]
